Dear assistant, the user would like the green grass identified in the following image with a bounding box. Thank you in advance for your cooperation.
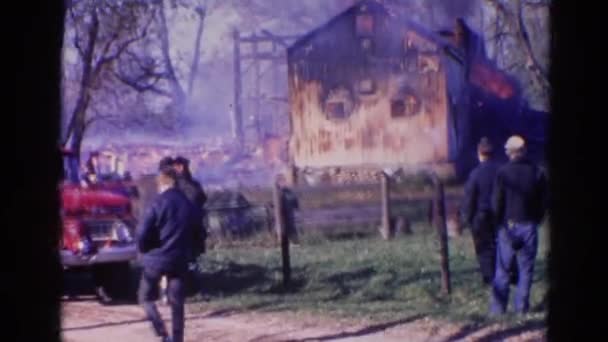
[189,223,548,327]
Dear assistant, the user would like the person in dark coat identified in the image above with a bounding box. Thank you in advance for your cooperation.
[137,166,203,342]
[490,135,548,315]
[173,156,207,208]
[463,137,501,285]
[173,156,208,252]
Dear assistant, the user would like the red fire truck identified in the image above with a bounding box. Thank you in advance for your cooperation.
[60,148,139,302]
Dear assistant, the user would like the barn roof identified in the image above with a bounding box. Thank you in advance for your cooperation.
[287,0,452,56]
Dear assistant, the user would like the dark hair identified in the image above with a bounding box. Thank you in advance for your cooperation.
[158,165,178,182]
[477,137,493,156]
[158,156,175,171]
[174,156,190,166]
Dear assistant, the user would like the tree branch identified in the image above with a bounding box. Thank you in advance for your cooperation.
[187,6,206,97]
[484,0,549,89]
[515,0,549,81]
[92,14,153,78]
[113,69,173,97]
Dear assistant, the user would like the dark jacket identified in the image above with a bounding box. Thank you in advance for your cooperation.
[493,157,548,225]
[137,187,203,273]
[176,173,207,209]
[463,159,501,225]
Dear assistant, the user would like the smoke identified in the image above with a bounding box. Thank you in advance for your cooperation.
[72,0,485,150]
[433,0,478,19]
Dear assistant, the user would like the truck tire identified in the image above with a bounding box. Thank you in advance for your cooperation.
[93,262,138,304]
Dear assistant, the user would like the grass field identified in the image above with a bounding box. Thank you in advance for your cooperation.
[190,222,549,327]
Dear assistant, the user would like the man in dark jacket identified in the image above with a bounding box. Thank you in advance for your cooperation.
[490,135,548,315]
[137,166,203,342]
[173,156,207,252]
[463,137,501,285]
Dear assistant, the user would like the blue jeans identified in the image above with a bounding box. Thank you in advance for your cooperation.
[490,222,539,314]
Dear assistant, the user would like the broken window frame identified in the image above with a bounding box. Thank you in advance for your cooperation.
[391,93,422,119]
[325,101,348,120]
[391,99,406,118]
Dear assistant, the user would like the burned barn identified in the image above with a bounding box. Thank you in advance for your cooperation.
[286,0,548,181]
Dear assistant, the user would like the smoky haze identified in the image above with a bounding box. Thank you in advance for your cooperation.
[68,0,484,150]
[63,0,549,186]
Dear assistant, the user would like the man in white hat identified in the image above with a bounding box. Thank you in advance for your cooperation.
[489,135,548,315]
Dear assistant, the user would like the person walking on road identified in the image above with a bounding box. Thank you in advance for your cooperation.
[137,166,204,342]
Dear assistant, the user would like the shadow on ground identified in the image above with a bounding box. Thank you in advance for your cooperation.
[441,318,546,342]
[277,314,427,342]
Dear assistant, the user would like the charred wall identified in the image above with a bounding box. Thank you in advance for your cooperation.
[287,3,451,171]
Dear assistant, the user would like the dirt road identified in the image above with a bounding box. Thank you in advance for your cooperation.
[61,298,545,342]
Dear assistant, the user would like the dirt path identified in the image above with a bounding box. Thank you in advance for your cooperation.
[61,298,545,342]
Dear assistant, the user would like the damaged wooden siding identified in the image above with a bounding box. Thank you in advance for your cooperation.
[288,25,450,169]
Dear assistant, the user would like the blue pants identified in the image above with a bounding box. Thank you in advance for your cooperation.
[471,212,497,284]
[139,267,185,342]
[490,222,539,314]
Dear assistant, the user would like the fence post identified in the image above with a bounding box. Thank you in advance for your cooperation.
[431,173,451,295]
[273,179,291,286]
[380,171,392,240]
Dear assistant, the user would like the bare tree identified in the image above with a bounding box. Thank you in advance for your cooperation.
[62,0,155,160]
[112,0,209,129]
[63,0,213,158]
[481,0,550,109]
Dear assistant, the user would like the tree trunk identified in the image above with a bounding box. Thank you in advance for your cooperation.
[187,8,206,98]
[63,8,100,161]
[232,29,244,150]
[158,1,187,118]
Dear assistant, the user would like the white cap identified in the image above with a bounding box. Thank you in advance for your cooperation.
[505,135,526,151]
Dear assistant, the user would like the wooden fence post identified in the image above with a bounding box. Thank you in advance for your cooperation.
[273,179,291,286]
[431,173,451,295]
[380,171,392,240]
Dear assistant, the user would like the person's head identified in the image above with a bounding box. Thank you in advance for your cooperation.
[158,156,174,171]
[173,156,190,175]
[477,137,493,162]
[504,135,526,161]
[157,166,178,193]
[89,151,100,165]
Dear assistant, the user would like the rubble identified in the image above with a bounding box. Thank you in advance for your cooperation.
[81,135,289,189]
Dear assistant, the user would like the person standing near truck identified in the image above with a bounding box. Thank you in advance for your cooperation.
[173,156,208,253]
[137,166,203,342]
[82,151,101,185]
[490,135,548,315]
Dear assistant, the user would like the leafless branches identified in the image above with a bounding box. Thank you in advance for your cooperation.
[482,0,550,102]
